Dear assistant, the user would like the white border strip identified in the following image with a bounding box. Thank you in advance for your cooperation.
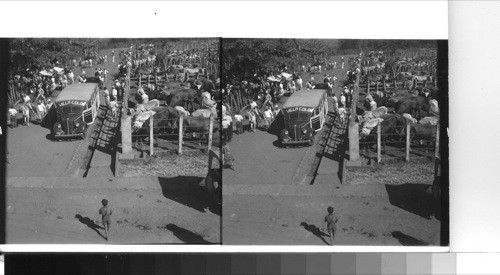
[0,1,447,39]
[0,245,449,253]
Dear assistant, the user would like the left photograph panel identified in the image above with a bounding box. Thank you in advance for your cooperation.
[5,38,221,244]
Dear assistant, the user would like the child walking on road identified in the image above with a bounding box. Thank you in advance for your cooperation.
[99,199,113,241]
[322,206,339,246]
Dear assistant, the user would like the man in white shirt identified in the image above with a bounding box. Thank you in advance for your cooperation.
[36,100,47,122]
[111,87,118,101]
[68,70,74,85]
[296,76,303,91]
[222,114,233,143]
[234,114,244,134]
[8,107,18,128]
[340,93,346,108]
[263,106,273,127]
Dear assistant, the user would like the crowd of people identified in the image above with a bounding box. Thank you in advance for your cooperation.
[7,48,120,128]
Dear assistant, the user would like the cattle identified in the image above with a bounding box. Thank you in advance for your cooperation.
[192,107,216,118]
[174,106,190,116]
[396,96,430,119]
[360,118,384,138]
[429,99,439,115]
[132,106,179,145]
[402,113,418,124]
[410,123,437,147]
[360,114,406,152]
[419,116,439,126]
[359,106,388,123]
[134,99,160,115]
[182,115,220,139]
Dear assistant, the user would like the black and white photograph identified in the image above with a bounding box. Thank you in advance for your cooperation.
[4,38,221,244]
[221,38,448,246]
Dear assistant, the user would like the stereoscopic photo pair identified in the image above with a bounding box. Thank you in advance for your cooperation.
[3,38,448,246]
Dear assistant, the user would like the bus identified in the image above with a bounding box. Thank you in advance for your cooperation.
[280,89,328,147]
[52,83,100,140]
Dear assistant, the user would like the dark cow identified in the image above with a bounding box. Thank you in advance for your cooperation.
[396,96,430,119]
[183,116,220,134]
[410,123,438,148]
[360,114,406,153]
[132,106,179,145]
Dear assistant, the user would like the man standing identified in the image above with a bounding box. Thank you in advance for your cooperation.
[111,50,115,63]
[296,76,303,91]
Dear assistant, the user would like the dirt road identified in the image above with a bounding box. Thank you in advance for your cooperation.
[6,176,220,244]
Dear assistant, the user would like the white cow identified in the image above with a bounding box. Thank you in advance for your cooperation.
[429,99,439,115]
[174,106,190,116]
[360,118,384,138]
[402,113,418,124]
[419,116,439,125]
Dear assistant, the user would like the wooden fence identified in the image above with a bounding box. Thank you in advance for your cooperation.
[131,113,216,156]
[361,78,438,93]
[359,122,439,163]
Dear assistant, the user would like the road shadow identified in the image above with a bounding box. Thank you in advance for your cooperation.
[74,214,106,240]
[163,223,212,244]
[385,183,436,220]
[300,222,330,245]
[158,176,220,215]
[392,231,429,246]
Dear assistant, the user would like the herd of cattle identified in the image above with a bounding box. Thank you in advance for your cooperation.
[356,87,440,152]
[130,88,220,144]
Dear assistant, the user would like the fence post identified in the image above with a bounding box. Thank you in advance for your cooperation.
[376,81,379,92]
[348,73,361,162]
[121,65,133,156]
[178,114,183,155]
[406,122,411,162]
[377,122,381,163]
[393,80,397,90]
[149,116,154,156]
[435,122,440,158]
[383,78,387,93]
[208,113,214,153]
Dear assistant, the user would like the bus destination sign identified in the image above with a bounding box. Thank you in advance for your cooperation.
[58,101,86,106]
[284,107,314,113]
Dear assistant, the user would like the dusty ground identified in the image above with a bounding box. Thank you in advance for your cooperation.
[223,55,442,246]
[6,178,220,244]
[120,152,209,178]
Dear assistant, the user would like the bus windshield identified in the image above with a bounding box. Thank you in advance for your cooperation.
[286,111,310,121]
[60,105,83,113]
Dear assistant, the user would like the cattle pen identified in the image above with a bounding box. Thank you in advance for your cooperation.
[131,114,217,156]
[359,122,439,163]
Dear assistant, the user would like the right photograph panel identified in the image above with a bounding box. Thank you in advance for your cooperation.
[221,39,448,246]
